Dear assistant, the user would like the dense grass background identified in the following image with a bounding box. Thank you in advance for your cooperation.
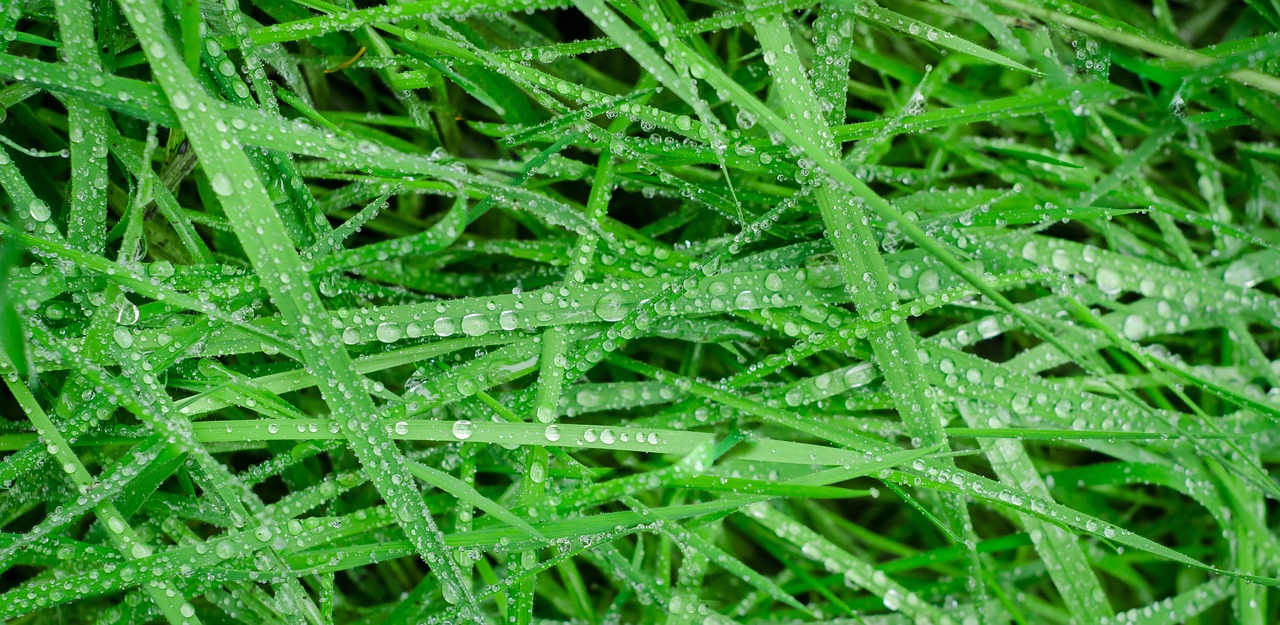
[2,0,1280,623]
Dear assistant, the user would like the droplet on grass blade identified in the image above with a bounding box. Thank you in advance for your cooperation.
[376,322,402,343]
[452,420,474,440]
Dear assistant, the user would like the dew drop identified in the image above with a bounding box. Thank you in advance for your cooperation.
[434,317,457,337]
[28,200,50,222]
[1122,315,1148,340]
[452,420,474,440]
[376,322,403,343]
[210,173,234,197]
[917,269,941,295]
[112,327,134,349]
[460,314,491,336]
[1095,267,1123,295]
[593,292,627,322]
[499,310,519,331]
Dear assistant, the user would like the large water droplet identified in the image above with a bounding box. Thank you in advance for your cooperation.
[916,269,941,296]
[1224,261,1259,288]
[210,173,234,197]
[499,310,519,331]
[1122,315,1148,340]
[29,200,50,222]
[460,314,491,336]
[1095,267,1123,295]
[376,322,403,343]
[434,317,456,337]
[543,424,561,442]
[452,420,474,440]
[115,299,139,326]
[112,327,134,349]
[593,292,627,322]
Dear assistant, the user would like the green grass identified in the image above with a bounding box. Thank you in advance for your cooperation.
[1,0,1280,622]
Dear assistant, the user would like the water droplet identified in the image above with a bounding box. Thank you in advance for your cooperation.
[1095,267,1123,295]
[499,310,519,330]
[917,269,940,295]
[543,424,561,442]
[593,292,627,322]
[376,322,403,343]
[115,300,139,326]
[434,317,456,337]
[460,314,491,336]
[29,200,50,222]
[1224,262,1259,288]
[150,260,175,278]
[452,420,474,440]
[112,327,134,349]
[210,173,234,197]
[536,405,555,423]
[394,421,409,436]
[1122,315,1148,340]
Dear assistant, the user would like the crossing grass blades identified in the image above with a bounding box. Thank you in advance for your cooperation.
[2,0,1280,623]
